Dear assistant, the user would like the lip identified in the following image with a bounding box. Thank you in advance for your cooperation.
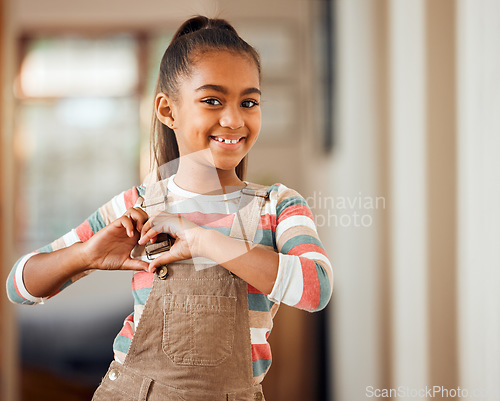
[210,135,246,150]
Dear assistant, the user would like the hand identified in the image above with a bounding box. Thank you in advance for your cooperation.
[138,211,205,272]
[80,207,150,271]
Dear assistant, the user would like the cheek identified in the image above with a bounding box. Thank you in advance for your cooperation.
[248,112,262,134]
[246,124,260,148]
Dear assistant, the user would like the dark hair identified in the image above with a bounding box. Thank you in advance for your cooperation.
[151,16,261,180]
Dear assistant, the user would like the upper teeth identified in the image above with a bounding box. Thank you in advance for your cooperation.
[214,137,240,144]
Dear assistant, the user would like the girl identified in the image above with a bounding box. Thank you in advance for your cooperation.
[7,16,333,400]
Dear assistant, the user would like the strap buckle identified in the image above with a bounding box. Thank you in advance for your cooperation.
[145,233,174,260]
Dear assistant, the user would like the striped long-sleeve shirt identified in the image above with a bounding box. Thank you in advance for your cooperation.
[6,175,333,383]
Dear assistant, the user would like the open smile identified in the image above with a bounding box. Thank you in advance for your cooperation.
[210,136,245,144]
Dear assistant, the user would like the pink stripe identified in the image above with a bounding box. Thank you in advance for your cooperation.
[13,277,27,301]
[118,320,134,340]
[252,343,272,361]
[124,188,139,209]
[131,271,154,291]
[287,243,328,258]
[180,212,234,227]
[177,212,275,231]
[277,204,313,224]
[294,258,321,311]
[258,214,273,231]
[76,220,93,242]
[248,284,263,294]
[269,214,277,232]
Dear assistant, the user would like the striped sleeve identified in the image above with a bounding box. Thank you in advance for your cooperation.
[267,184,333,312]
[6,186,144,305]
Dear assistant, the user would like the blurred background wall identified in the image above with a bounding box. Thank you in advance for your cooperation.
[2,0,500,400]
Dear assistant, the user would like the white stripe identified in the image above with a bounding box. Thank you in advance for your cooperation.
[167,198,240,215]
[133,304,145,329]
[262,201,274,216]
[275,215,317,242]
[168,174,244,201]
[267,253,303,306]
[111,192,127,217]
[63,229,81,247]
[250,327,269,345]
[14,252,45,304]
[276,182,290,195]
[114,351,127,364]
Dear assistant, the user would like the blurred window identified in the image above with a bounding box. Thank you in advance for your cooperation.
[15,35,141,253]
[14,35,143,390]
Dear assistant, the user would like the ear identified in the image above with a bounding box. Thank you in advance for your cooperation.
[155,92,177,129]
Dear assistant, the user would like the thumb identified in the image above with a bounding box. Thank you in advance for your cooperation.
[147,252,180,273]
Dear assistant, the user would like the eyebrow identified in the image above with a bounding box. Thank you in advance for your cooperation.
[195,84,261,96]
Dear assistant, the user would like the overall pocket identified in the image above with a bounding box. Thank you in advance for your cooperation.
[163,294,237,366]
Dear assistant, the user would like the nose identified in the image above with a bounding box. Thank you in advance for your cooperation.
[219,105,244,129]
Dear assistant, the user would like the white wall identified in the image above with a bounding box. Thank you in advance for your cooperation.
[325,0,384,399]
[324,1,500,400]
[389,0,429,393]
[457,0,500,398]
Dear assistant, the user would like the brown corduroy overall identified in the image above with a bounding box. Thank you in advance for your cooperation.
[92,177,269,401]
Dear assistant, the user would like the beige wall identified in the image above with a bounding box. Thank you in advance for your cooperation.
[1,0,20,399]
[14,0,304,29]
[327,1,500,400]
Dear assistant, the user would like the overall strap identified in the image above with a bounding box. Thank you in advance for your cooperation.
[141,177,169,214]
[131,177,170,261]
[229,183,270,243]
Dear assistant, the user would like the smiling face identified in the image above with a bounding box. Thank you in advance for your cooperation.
[157,50,261,173]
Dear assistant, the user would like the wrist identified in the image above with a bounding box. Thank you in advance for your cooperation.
[75,241,93,271]
[192,227,216,258]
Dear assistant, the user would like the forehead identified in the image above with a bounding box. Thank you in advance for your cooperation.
[182,50,260,92]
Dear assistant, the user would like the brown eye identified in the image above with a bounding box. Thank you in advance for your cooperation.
[242,100,259,108]
[202,98,221,106]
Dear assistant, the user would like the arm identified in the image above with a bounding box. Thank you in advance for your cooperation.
[199,231,278,295]
[141,228,279,294]
[6,187,148,304]
[268,185,333,311]
[139,210,278,295]
[140,184,333,311]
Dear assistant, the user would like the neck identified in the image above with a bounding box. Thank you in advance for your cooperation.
[172,149,245,195]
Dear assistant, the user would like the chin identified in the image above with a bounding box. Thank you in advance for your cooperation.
[214,160,242,172]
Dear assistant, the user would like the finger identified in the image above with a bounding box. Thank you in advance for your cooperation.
[121,258,149,271]
[140,219,153,240]
[140,210,164,238]
[119,216,136,238]
[127,207,149,232]
[139,227,160,245]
